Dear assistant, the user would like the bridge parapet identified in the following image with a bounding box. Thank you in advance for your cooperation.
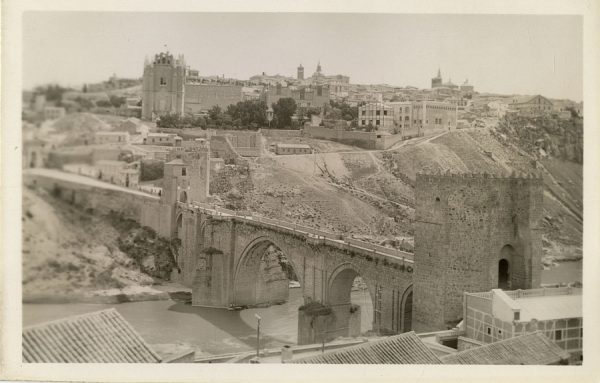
[178,201,414,267]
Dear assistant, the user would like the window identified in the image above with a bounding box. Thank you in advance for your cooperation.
[182,167,187,176]
[376,110,380,116]
[514,312,520,321]
[384,110,388,116]
[487,327,491,335]
[362,110,366,115]
[376,120,380,126]
[362,120,366,125]
[555,330,562,341]
[405,116,409,121]
[160,77,166,86]
[405,107,409,113]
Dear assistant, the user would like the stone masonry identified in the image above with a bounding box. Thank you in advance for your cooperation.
[412,171,543,332]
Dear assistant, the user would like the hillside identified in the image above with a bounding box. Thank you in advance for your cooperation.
[22,186,177,303]
[218,127,581,265]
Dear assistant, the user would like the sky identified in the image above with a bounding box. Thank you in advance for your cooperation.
[22,12,583,101]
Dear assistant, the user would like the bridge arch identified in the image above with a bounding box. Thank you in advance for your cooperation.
[233,236,302,307]
[327,262,375,333]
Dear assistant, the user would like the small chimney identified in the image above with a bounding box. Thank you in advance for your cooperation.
[281,345,293,363]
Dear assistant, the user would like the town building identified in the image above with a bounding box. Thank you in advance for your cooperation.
[460,79,474,95]
[291,332,442,364]
[142,52,243,120]
[143,132,180,146]
[94,131,130,145]
[441,331,571,365]
[96,160,140,188]
[22,309,162,363]
[509,95,553,115]
[462,287,582,363]
[262,83,330,109]
[275,143,312,155]
[43,106,66,120]
[358,100,457,137]
[22,309,193,363]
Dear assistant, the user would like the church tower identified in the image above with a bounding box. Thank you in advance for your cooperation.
[142,52,186,120]
[431,68,442,88]
[297,64,304,80]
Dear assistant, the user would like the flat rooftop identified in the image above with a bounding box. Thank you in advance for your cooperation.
[276,143,312,149]
[515,294,582,321]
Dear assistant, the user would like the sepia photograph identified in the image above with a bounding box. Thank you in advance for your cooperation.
[2,1,600,382]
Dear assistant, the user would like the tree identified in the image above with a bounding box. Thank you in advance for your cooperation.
[35,84,68,104]
[75,96,94,110]
[365,123,376,132]
[226,100,267,128]
[109,95,127,108]
[208,105,223,122]
[83,84,88,93]
[272,98,297,129]
[156,113,182,129]
[96,99,112,108]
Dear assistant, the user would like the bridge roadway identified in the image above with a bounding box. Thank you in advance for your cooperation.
[177,200,414,266]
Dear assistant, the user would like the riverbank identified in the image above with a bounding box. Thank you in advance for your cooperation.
[23,282,192,304]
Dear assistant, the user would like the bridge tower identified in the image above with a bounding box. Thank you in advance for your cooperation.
[142,52,186,120]
[158,140,211,238]
[412,171,543,332]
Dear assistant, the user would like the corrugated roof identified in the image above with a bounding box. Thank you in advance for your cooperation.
[291,332,442,364]
[441,331,570,365]
[23,309,162,363]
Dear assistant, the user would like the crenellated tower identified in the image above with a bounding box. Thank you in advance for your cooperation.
[412,171,544,332]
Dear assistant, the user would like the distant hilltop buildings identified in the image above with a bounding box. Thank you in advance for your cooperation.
[431,68,474,96]
[142,52,244,120]
[142,52,353,120]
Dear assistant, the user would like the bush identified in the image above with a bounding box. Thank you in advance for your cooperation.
[140,159,164,182]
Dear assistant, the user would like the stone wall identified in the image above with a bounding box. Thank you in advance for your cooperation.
[413,172,543,331]
[303,126,403,150]
[24,172,161,229]
[261,129,302,138]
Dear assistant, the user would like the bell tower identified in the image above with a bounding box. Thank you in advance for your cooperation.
[142,52,186,120]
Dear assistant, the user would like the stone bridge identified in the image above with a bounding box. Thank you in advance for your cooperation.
[173,201,415,343]
[25,166,543,342]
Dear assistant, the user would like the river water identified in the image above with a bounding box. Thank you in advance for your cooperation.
[23,288,374,356]
[23,261,581,356]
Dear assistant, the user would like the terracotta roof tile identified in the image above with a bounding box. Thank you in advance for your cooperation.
[23,309,161,363]
[441,331,570,365]
[292,332,442,364]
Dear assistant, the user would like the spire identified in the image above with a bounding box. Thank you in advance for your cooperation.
[317,60,322,73]
[437,67,441,78]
